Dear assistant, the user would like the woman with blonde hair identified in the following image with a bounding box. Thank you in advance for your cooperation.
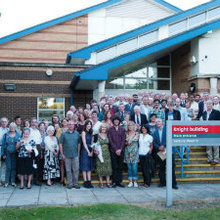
[124,121,139,188]
[95,123,112,188]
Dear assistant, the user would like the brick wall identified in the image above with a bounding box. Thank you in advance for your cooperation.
[0,66,93,122]
[171,43,191,95]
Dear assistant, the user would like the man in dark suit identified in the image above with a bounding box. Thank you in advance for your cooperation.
[202,100,220,165]
[197,92,209,120]
[153,118,178,189]
[165,101,181,122]
[114,102,127,122]
[131,105,148,129]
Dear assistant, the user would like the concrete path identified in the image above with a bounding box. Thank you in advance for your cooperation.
[0,183,219,207]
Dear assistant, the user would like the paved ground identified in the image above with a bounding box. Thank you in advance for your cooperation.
[0,183,219,208]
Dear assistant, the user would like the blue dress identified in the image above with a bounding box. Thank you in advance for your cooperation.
[80,132,94,171]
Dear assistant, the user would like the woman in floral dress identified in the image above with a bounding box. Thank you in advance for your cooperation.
[124,121,139,188]
[95,123,112,188]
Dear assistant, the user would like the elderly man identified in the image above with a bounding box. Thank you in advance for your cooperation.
[197,92,210,120]
[0,117,9,186]
[202,100,220,165]
[131,105,148,129]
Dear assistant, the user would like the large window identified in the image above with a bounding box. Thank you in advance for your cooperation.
[37,97,65,122]
[106,55,171,91]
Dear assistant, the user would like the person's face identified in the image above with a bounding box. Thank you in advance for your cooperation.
[48,129,54,136]
[108,98,114,105]
[1,119,8,128]
[189,95,194,102]
[119,105,124,112]
[24,121,30,127]
[86,104,91,110]
[62,119,68,127]
[156,119,162,128]
[168,105,174,112]
[143,97,148,105]
[206,102,213,111]
[134,108,140,115]
[195,95,200,102]
[113,119,120,126]
[141,126,147,134]
[172,94,178,100]
[107,112,112,119]
[70,106,76,112]
[203,94,209,101]
[213,97,219,105]
[101,126,107,133]
[23,130,30,138]
[86,122,92,131]
[104,104,109,112]
[39,124,45,131]
[119,96,124,102]
[175,99,180,107]
[180,93,185,100]
[161,93,166,99]
[133,95,138,102]
[128,124,134,131]
[93,105,99,111]
[92,113,98,120]
[9,126,16,132]
[79,114,85,122]
[161,101,166,107]
[31,120,38,128]
[150,115,156,123]
[68,121,75,131]
[185,102,191,108]
[53,116,59,124]
[154,101,159,108]
[15,118,21,126]
[124,114,130,121]
[148,99,153,106]
[128,97,133,104]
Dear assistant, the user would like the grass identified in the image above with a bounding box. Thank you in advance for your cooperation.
[0,204,219,220]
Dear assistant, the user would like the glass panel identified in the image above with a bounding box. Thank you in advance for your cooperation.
[148,80,170,90]
[157,68,170,78]
[106,78,124,89]
[124,67,147,78]
[169,19,187,35]
[125,78,147,90]
[97,46,116,63]
[38,97,65,122]
[189,13,206,27]
[148,63,157,78]
[139,30,158,47]
[208,6,220,20]
[117,38,138,56]
[157,55,170,65]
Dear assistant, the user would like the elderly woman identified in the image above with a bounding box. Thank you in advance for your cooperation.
[124,121,139,188]
[16,128,37,189]
[2,122,21,187]
[42,125,60,186]
[95,123,112,188]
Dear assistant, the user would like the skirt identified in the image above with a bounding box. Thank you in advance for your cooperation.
[17,157,34,175]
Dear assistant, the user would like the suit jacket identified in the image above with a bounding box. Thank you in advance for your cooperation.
[153,127,166,152]
[115,111,128,121]
[131,113,148,125]
[202,109,220,120]
[165,109,181,121]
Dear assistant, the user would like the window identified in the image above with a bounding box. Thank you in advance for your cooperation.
[37,97,65,122]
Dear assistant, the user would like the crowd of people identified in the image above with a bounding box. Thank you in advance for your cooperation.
[0,91,220,190]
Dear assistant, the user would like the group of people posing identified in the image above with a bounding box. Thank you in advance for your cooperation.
[0,91,219,190]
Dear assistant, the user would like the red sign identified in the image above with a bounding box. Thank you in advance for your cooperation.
[172,125,220,134]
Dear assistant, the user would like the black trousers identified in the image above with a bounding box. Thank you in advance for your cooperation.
[139,154,151,186]
[110,151,124,184]
[33,144,44,183]
[157,154,177,186]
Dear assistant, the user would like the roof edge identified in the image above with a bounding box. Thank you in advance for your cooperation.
[154,0,182,13]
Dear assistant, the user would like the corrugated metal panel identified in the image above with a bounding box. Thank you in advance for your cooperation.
[106,0,174,19]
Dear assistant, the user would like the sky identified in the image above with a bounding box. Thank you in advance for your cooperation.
[0,0,210,38]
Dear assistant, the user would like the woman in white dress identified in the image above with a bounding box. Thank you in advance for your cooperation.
[42,125,60,186]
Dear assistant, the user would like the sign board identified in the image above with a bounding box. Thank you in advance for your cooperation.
[166,121,220,207]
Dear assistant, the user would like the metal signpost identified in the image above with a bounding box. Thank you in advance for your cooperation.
[166,121,220,207]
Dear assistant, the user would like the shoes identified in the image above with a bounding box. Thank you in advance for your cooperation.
[99,183,104,189]
[106,183,112,188]
[73,184,80,189]
[117,183,125,188]
[143,184,149,188]
[20,186,24,190]
[4,183,9,188]
[172,185,178,190]
[112,183,117,188]
[83,181,90,188]
[66,185,73,189]
[212,161,218,165]
[27,185,32,189]
[87,181,94,188]
[158,183,166,187]
[11,183,17,187]
[127,182,133,188]
[133,182,138,188]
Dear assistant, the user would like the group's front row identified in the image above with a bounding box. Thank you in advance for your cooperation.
[1,116,178,190]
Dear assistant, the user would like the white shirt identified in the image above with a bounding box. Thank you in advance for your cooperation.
[135,114,141,125]
[92,121,102,135]
[0,127,9,145]
[29,127,42,145]
[139,133,153,156]
[140,104,149,120]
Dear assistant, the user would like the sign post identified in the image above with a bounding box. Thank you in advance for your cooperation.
[166,121,220,207]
